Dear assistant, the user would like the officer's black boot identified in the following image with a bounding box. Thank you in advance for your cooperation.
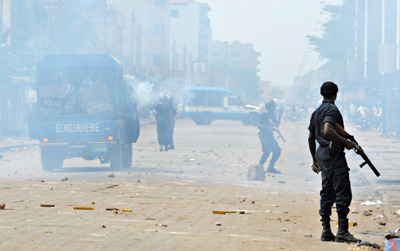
[320,216,335,242]
[266,165,281,174]
[335,218,361,243]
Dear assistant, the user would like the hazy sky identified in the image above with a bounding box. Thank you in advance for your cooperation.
[196,0,343,86]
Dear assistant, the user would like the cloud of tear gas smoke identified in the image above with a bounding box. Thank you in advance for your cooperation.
[126,80,155,110]
[125,78,191,110]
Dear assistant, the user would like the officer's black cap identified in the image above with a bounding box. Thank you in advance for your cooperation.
[320,81,338,97]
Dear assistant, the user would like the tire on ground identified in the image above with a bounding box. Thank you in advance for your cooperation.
[41,149,63,171]
[194,112,213,125]
[109,142,122,171]
[122,143,132,168]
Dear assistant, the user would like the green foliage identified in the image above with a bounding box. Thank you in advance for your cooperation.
[307,2,356,82]
[230,67,259,101]
[211,62,260,102]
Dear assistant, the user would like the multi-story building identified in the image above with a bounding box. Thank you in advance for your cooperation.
[209,40,261,100]
[35,0,171,80]
[0,0,11,44]
[169,0,211,84]
[36,0,112,54]
[113,0,171,80]
[211,41,260,73]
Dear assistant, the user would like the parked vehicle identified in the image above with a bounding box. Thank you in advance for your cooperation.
[36,54,140,171]
[184,86,260,125]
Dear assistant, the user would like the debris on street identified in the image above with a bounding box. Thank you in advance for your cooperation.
[336,221,357,226]
[106,208,119,211]
[361,201,382,206]
[73,207,95,210]
[362,210,372,216]
[40,204,55,207]
[212,210,236,215]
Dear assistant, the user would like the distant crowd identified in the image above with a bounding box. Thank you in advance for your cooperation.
[276,101,383,133]
[347,103,382,132]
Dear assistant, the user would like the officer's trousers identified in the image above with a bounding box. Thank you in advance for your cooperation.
[316,148,352,219]
[259,136,281,168]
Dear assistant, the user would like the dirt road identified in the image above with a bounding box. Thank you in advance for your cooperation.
[0,119,398,250]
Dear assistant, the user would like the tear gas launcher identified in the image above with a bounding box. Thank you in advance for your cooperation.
[264,118,286,143]
[274,127,286,143]
[335,123,380,177]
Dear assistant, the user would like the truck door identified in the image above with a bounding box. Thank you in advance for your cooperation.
[224,96,246,119]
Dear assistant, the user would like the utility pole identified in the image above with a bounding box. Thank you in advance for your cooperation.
[135,24,142,78]
[57,0,63,54]
[172,41,176,81]
[396,0,400,139]
[103,2,107,52]
[364,0,368,91]
[130,11,135,74]
[355,0,358,61]
[183,45,187,82]
[0,0,3,44]
[381,0,386,135]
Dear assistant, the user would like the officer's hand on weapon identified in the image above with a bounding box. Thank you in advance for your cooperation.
[344,139,355,150]
[311,161,320,174]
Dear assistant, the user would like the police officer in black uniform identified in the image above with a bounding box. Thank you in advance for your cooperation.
[154,93,173,152]
[167,96,177,150]
[308,81,360,243]
[258,99,282,174]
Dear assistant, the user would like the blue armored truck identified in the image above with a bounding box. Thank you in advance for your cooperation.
[36,54,140,171]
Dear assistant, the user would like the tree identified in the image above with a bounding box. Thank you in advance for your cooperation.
[307,2,356,84]
[210,62,259,102]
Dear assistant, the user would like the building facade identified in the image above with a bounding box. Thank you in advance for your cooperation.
[209,40,261,101]
[169,0,211,85]
[113,0,171,80]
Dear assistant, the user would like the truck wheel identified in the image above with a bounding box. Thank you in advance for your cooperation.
[109,143,122,171]
[41,149,63,171]
[195,112,212,125]
[248,113,259,126]
[122,143,132,168]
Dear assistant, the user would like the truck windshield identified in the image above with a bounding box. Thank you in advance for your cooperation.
[38,67,116,116]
